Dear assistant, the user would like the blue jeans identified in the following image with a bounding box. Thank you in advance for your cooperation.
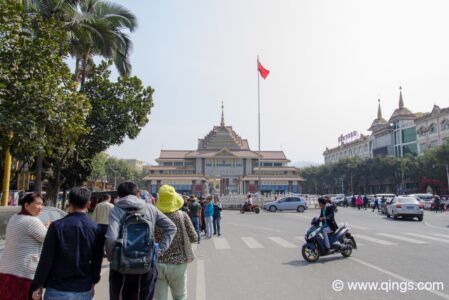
[321,227,333,249]
[190,216,200,242]
[213,217,221,235]
[44,288,92,300]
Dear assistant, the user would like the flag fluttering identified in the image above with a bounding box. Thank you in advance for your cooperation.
[257,59,270,79]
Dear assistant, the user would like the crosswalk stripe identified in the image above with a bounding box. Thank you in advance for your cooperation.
[376,233,428,244]
[268,237,297,248]
[213,237,230,250]
[404,233,449,244]
[355,234,396,245]
[429,233,449,239]
[241,237,264,249]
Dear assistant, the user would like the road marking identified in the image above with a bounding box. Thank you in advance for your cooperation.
[376,233,428,244]
[213,237,230,250]
[425,222,449,230]
[227,222,281,233]
[404,233,449,244]
[268,237,297,248]
[348,224,371,230]
[241,237,264,249]
[355,234,396,245]
[196,259,206,300]
[350,257,449,300]
[430,233,449,239]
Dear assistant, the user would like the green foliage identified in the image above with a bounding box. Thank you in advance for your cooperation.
[0,0,89,180]
[301,144,449,195]
[62,61,154,188]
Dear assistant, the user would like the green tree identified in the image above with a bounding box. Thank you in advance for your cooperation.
[0,0,89,196]
[28,0,137,83]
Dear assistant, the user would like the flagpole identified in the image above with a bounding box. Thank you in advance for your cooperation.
[257,55,261,196]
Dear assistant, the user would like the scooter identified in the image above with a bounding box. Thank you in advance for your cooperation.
[240,203,260,214]
[301,217,357,263]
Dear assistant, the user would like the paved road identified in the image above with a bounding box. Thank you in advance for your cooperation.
[93,207,449,300]
[2,208,449,299]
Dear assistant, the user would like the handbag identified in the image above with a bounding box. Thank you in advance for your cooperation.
[179,211,195,263]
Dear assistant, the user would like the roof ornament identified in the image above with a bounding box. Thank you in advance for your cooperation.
[377,98,382,119]
[220,101,225,127]
[399,86,404,109]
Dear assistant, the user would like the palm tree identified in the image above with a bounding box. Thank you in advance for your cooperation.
[27,0,137,84]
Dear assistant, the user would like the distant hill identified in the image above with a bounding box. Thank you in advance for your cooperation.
[293,161,320,168]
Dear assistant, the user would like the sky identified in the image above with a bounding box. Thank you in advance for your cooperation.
[107,0,449,165]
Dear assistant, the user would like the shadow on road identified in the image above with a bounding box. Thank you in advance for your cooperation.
[283,256,347,267]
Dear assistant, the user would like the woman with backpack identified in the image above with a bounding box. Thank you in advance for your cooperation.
[155,185,198,300]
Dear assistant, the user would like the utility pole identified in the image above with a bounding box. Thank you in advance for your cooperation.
[1,132,13,206]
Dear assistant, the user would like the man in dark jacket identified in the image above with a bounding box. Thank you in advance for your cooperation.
[31,187,104,300]
[188,196,201,243]
[105,182,177,300]
[318,197,338,252]
[213,197,222,236]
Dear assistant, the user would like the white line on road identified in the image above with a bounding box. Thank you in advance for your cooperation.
[376,233,428,244]
[241,237,264,249]
[227,222,281,233]
[404,233,449,244]
[196,260,206,300]
[355,234,397,245]
[268,237,297,248]
[425,222,449,230]
[349,225,372,230]
[350,257,449,300]
[430,233,449,239]
[213,237,230,250]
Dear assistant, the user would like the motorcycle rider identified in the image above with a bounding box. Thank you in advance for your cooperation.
[318,197,339,252]
[244,193,253,211]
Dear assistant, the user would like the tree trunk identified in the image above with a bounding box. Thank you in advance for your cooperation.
[34,154,43,192]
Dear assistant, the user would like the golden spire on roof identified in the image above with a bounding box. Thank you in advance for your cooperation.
[399,86,404,109]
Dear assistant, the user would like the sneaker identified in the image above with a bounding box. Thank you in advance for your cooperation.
[218,233,221,236]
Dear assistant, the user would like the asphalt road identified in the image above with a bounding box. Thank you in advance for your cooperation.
[91,207,449,300]
[3,208,449,299]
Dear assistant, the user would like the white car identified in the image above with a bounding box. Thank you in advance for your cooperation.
[386,196,424,221]
[408,194,434,210]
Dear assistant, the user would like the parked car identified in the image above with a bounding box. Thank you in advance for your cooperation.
[385,196,424,221]
[263,196,308,213]
[408,194,434,210]
[331,196,346,206]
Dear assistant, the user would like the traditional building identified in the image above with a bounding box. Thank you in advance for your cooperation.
[144,106,304,196]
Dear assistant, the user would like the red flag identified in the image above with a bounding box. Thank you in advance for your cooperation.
[257,59,270,79]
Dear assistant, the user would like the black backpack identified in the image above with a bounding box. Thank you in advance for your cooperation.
[111,207,156,274]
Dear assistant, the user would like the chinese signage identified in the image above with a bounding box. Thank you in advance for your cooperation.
[338,131,359,145]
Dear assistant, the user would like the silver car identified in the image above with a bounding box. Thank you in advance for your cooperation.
[263,196,308,213]
[386,196,424,221]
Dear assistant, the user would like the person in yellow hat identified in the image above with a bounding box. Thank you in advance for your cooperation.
[155,185,198,300]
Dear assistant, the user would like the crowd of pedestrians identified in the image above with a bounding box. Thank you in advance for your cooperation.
[0,181,223,300]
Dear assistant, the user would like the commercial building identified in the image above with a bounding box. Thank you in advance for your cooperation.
[323,87,448,163]
[144,108,304,196]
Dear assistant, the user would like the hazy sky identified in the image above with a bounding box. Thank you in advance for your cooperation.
[107,0,449,165]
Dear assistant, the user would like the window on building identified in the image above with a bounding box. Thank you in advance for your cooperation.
[430,140,438,148]
[402,143,417,156]
[263,162,273,167]
[402,127,417,143]
[441,120,449,131]
[163,162,172,166]
[273,162,282,167]
[173,162,184,166]
[184,161,193,166]
[417,127,426,137]
[429,123,436,134]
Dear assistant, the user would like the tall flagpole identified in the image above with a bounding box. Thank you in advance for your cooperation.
[257,55,261,195]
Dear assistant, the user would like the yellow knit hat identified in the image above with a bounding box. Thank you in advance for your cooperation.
[157,185,184,213]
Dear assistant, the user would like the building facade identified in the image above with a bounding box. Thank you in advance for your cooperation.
[144,110,304,196]
[415,105,449,155]
[323,87,448,164]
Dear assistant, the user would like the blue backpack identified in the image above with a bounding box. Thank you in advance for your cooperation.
[111,208,157,274]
